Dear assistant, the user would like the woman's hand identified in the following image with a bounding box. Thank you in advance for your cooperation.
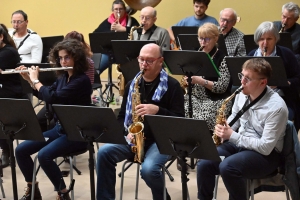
[28,66,40,82]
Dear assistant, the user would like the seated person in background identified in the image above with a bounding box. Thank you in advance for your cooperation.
[197,58,288,200]
[9,10,42,63]
[96,43,184,200]
[248,21,300,132]
[273,2,300,66]
[93,0,139,74]
[132,6,170,50]
[15,39,91,200]
[168,0,219,45]
[182,23,232,131]
[219,8,246,56]
[0,23,23,168]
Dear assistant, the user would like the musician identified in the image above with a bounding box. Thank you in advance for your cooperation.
[197,58,288,200]
[0,23,22,168]
[219,8,246,56]
[168,0,219,43]
[248,21,300,132]
[132,6,170,50]
[15,39,91,200]
[9,10,42,63]
[273,2,300,66]
[96,43,184,200]
[93,0,139,74]
[183,23,231,131]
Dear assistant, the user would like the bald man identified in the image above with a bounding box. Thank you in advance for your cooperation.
[219,8,246,56]
[132,6,170,50]
[96,44,184,200]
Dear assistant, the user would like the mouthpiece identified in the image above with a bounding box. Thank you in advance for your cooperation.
[263,47,267,57]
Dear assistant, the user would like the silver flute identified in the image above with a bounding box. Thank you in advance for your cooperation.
[1,67,73,74]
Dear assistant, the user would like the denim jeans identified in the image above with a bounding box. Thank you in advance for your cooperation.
[99,54,110,75]
[15,124,87,190]
[96,143,170,200]
[197,141,280,200]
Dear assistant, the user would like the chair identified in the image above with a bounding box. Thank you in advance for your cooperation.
[31,149,88,200]
[0,169,5,198]
[119,159,168,200]
[213,121,299,200]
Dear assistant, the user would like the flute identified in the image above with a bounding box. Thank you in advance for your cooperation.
[1,67,73,74]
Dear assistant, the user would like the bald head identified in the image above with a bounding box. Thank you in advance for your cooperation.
[141,6,157,17]
[220,8,237,21]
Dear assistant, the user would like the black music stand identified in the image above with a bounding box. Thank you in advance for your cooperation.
[89,32,128,106]
[226,56,289,87]
[111,40,156,85]
[41,35,64,63]
[0,98,45,200]
[171,26,198,48]
[144,115,221,200]
[244,34,293,54]
[52,105,127,200]
[178,34,228,56]
[163,50,219,118]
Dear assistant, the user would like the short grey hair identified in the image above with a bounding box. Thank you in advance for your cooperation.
[282,2,300,18]
[219,8,237,21]
[254,21,280,44]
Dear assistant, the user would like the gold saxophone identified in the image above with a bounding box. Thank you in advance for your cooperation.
[128,69,145,163]
[212,86,243,146]
[117,24,144,96]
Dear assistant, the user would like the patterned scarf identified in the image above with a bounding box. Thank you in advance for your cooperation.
[124,69,168,129]
[108,13,127,27]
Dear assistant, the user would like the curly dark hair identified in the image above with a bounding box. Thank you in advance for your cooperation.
[48,39,89,76]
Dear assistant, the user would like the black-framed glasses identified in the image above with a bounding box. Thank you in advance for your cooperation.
[220,18,235,24]
[137,56,161,65]
[238,73,265,83]
[11,20,25,25]
[198,37,211,43]
[57,55,71,62]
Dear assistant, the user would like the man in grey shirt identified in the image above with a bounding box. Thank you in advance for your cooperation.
[133,6,170,50]
[197,58,288,200]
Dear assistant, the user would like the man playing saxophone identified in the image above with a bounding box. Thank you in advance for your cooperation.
[96,43,184,200]
[197,58,288,200]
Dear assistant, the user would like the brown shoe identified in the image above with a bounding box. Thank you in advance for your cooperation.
[19,182,42,200]
[56,192,71,200]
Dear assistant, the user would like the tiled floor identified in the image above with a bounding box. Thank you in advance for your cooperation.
[0,86,293,199]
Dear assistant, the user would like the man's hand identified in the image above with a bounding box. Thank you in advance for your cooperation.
[214,122,233,140]
[135,104,159,117]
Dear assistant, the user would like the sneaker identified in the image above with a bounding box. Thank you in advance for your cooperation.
[56,192,71,200]
[20,182,42,200]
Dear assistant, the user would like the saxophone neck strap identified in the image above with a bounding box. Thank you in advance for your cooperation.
[228,87,267,126]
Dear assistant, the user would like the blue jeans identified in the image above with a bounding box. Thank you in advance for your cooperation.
[15,124,87,190]
[96,143,170,200]
[197,141,280,200]
[99,54,110,74]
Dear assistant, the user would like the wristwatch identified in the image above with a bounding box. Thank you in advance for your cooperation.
[204,80,208,86]
[33,79,40,85]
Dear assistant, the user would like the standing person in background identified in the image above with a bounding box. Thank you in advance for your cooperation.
[168,0,219,45]
[9,10,43,63]
[0,23,23,168]
[93,0,139,74]
[273,2,300,67]
[219,8,246,56]
[133,6,170,50]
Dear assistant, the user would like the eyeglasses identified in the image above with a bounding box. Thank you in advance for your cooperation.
[113,8,124,11]
[57,55,71,62]
[238,73,265,84]
[11,20,25,25]
[140,15,152,21]
[220,18,235,24]
[137,56,161,65]
[198,37,211,43]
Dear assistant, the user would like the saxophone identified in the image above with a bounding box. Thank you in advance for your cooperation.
[279,24,285,33]
[212,86,243,146]
[263,47,267,57]
[117,24,144,96]
[128,69,145,163]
